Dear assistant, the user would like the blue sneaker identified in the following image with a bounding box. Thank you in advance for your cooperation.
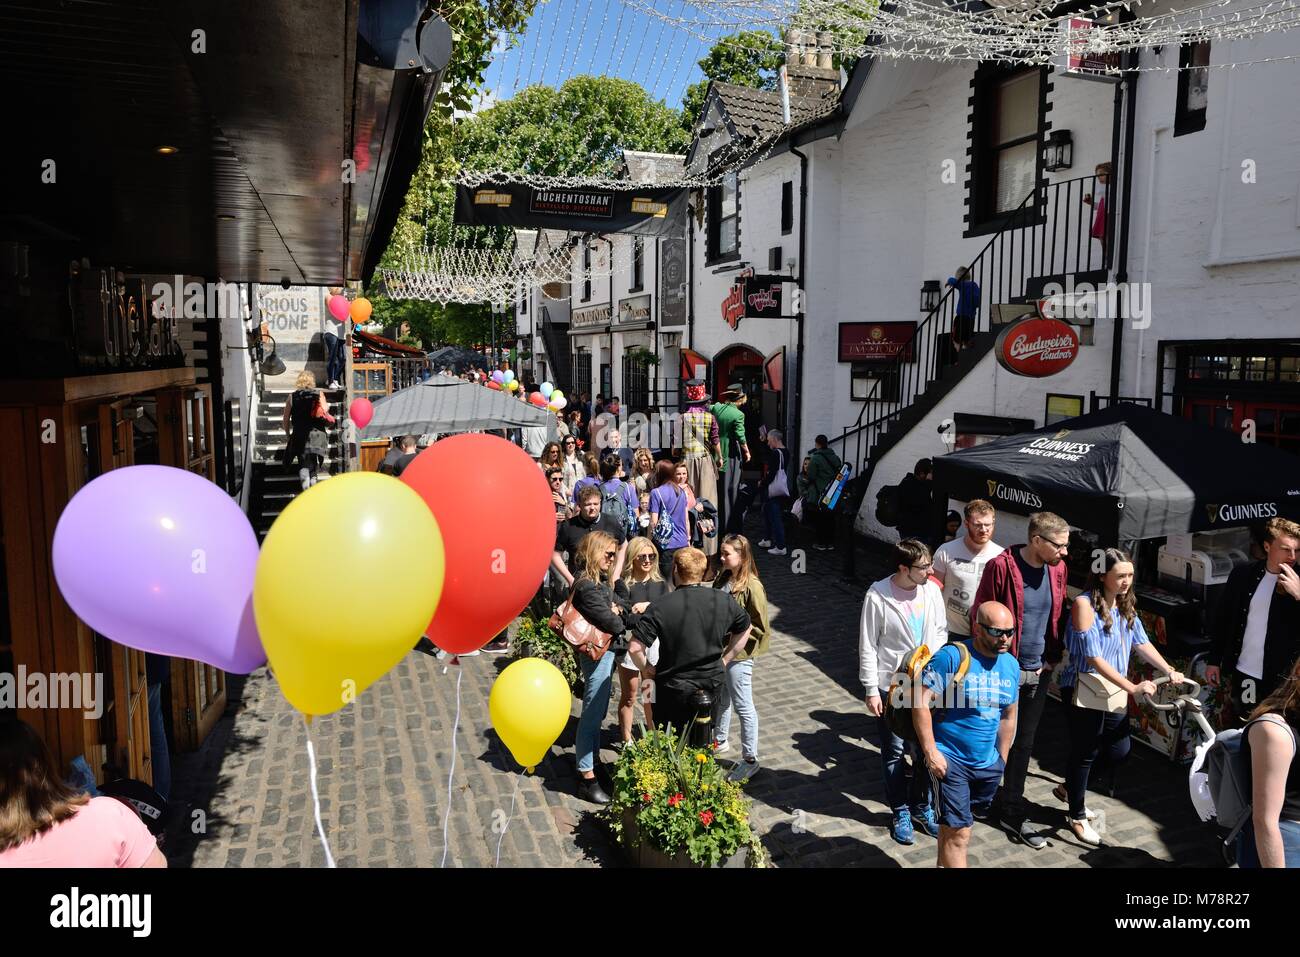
[890,810,915,846]
[914,806,940,838]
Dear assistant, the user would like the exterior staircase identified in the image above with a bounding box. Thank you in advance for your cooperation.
[539,305,572,393]
[247,387,347,541]
[829,172,1117,491]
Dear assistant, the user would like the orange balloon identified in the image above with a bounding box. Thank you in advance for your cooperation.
[349,297,373,324]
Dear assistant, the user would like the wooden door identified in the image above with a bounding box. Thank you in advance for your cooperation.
[95,400,153,782]
[156,385,228,750]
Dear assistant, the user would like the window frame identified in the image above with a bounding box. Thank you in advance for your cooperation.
[630,236,644,292]
[1174,41,1210,137]
[707,169,741,264]
[781,180,793,235]
[965,64,1049,238]
[581,243,592,303]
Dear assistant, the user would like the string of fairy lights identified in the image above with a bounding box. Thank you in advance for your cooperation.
[386,0,1300,304]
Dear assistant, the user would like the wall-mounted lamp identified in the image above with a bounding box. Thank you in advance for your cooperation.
[1045,129,1074,172]
[920,279,942,313]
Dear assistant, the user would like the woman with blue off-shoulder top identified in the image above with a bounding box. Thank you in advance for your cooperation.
[1057,548,1182,846]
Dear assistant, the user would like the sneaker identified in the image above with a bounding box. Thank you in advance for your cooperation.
[727,758,759,782]
[890,810,915,846]
[1002,819,1048,850]
[712,739,734,757]
[1069,818,1103,846]
[767,547,788,556]
[1052,783,1098,820]
[971,803,992,823]
[814,544,834,552]
[455,648,481,658]
[481,637,510,655]
[756,539,773,548]
[914,806,940,838]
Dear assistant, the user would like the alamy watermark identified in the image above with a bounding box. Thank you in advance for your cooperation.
[1040,275,1152,330]
[0,668,104,719]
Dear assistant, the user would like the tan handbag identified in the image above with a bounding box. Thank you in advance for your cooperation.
[1074,671,1127,713]
[548,593,613,662]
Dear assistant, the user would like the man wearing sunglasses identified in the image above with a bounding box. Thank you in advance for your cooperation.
[970,511,1071,850]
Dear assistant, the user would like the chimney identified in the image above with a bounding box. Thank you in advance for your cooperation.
[816,31,834,70]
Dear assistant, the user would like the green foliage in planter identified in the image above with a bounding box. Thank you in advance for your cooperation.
[511,614,580,694]
[624,347,659,366]
[601,724,767,867]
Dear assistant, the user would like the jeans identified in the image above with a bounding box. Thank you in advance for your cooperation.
[998,668,1052,824]
[814,504,835,547]
[147,683,171,800]
[575,650,615,773]
[657,547,678,586]
[1063,690,1131,820]
[763,495,787,549]
[874,716,931,815]
[324,332,345,385]
[1237,817,1300,868]
[716,659,758,760]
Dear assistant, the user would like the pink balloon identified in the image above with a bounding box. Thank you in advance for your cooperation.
[529,392,547,407]
[328,295,351,322]
[52,465,264,672]
[350,398,374,428]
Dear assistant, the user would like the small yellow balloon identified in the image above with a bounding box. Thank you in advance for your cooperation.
[489,658,572,770]
[254,473,445,716]
[507,380,520,392]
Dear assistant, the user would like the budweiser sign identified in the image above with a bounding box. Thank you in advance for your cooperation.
[994,316,1079,377]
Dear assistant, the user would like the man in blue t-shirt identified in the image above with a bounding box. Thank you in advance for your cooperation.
[914,601,1019,868]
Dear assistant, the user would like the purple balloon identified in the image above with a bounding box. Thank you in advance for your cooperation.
[52,465,265,673]
[491,370,506,383]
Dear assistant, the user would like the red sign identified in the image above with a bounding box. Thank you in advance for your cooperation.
[994,316,1080,377]
[721,282,745,330]
[838,322,916,363]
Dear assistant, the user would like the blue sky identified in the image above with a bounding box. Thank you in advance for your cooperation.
[480,0,774,111]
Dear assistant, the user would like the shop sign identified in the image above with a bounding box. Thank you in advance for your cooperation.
[838,322,916,363]
[995,316,1079,377]
[1058,17,1122,81]
[572,305,611,330]
[660,237,687,327]
[617,294,652,326]
[722,276,784,329]
[1203,501,1279,525]
[985,479,1044,509]
[721,282,745,329]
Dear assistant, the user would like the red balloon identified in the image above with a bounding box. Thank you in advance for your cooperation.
[349,398,373,429]
[529,392,547,407]
[487,380,502,391]
[401,435,554,655]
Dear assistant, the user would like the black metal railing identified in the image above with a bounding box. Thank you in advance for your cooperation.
[540,306,572,393]
[829,172,1117,481]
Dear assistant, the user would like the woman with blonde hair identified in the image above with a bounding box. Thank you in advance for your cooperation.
[281,369,335,490]
[569,530,640,805]
[0,718,167,867]
[712,534,772,780]
[614,537,668,747]
[630,448,656,495]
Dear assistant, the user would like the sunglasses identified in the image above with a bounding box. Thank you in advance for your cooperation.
[603,550,617,559]
[982,626,1015,638]
[636,553,655,561]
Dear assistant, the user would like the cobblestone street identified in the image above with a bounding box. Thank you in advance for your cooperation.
[168,518,1223,868]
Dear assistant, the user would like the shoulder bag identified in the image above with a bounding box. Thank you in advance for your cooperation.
[548,584,614,661]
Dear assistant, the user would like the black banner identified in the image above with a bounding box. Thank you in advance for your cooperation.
[454,183,687,238]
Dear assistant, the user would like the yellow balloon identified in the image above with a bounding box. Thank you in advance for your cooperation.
[254,473,444,716]
[489,658,572,770]
[507,380,520,392]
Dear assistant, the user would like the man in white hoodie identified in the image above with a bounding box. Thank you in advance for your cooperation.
[860,538,948,846]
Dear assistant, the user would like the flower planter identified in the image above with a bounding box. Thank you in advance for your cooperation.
[618,809,750,869]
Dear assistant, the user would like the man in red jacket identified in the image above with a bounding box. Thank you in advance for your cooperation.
[970,511,1071,849]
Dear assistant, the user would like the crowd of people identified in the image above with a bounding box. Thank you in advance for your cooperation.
[860,503,1300,868]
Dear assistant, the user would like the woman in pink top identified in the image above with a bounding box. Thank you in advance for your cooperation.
[0,718,166,868]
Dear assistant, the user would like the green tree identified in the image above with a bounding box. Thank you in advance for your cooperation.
[434,0,540,117]
[680,30,784,131]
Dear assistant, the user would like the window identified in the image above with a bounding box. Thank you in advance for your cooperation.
[582,244,592,302]
[622,352,650,414]
[1175,42,1210,136]
[968,66,1046,234]
[571,349,592,397]
[630,236,644,291]
[519,288,527,315]
[708,170,739,261]
[781,181,793,235]
[850,363,899,402]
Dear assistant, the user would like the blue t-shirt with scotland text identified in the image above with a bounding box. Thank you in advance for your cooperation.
[922,638,1019,769]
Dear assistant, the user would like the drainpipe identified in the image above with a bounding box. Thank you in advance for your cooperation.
[1109,44,1140,399]
[790,141,809,465]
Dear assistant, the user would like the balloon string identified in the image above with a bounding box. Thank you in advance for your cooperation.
[303,716,337,869]
[494,770,523,868]
[440,665,463,868]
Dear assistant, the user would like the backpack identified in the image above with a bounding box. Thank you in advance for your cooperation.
[1195,714,1298,848]
[885,641,971,744]
[600,482,636,538]
[651,487,682,548]
[876,484,901,528]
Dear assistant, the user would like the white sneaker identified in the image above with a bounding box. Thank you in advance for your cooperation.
[756,539,773,548]
[713,740,733,757]
[767,547,788,556]
[327,381,341,390]
[1070,818,1103,846]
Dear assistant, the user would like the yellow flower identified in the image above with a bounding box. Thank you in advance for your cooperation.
[695,752,708,763]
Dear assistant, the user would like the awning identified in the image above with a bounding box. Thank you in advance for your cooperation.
[931,403,1300,540]
[354,328,426,357]
[358,374,555,439]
